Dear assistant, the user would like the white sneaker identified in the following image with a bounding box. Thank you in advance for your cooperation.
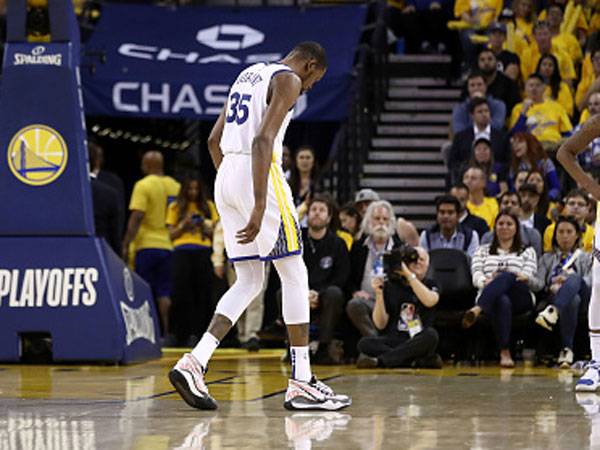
[535,305,558,331]
[169,353,218,410]
[576,361,600,392]
[284,376,351,411]
[558,348,574,369]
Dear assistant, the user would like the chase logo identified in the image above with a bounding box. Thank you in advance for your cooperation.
[196,24,264,50]
[7,125,68,186]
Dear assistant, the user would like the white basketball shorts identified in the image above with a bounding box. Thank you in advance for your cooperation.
[214,153,302,262]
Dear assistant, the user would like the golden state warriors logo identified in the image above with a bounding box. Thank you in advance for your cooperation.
[7,125,68,186]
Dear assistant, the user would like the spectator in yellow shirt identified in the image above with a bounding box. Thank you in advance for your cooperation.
[521,21,576,86]
[166,178,219,347]
[122,151,180,342]
[509,73,573,148]
[463,166,499,228]
[576,48,600,113]
[546,3,583,64]
[537,53,574,117]
[513,0,536,44]
[543,189,595,252]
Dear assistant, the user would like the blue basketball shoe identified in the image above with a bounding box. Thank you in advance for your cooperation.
[576,361,600,392]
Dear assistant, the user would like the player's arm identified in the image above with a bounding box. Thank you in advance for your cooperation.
[557,114,600,199]
[236,72,302,244]
[207,106,226,170]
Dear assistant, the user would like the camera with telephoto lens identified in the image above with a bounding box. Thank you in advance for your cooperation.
[383,245,419,282]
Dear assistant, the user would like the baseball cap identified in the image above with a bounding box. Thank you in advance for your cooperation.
[354,188,380,203]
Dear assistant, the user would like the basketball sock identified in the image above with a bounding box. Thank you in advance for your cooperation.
[290,346,311,382]
[591,333,600,362]
[191,333,220,369]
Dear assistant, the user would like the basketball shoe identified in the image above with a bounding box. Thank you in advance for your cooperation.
[169,353,218,410]
[284,376,351,411]
[576,361,600,392]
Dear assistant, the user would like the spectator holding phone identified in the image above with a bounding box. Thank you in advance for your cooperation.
[531,216,592,368]
[167,177,219,346]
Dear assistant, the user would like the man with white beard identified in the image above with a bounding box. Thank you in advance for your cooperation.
[346,200,404,337]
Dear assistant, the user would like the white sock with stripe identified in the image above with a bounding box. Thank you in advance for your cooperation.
[290,346,311,382]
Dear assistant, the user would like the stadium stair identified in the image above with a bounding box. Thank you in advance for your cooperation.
[359,54,461,230]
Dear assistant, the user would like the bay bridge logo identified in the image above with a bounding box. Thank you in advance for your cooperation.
[13,45,62,66]
[7,125,68,186]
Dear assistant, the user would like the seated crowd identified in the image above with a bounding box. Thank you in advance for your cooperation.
[148,155,597,369]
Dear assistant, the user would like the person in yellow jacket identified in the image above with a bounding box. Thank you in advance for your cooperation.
[521,22,576,86]
[122,151,181,341]
[576,49,600,113]
[543,189,595,252]
[513,0,536,44]
[545,3,583,64]
[509,73,573,146]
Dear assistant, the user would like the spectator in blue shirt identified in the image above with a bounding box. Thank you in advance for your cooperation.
[419,195,479,257]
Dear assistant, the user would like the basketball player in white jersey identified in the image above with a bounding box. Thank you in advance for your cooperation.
[557,114,600,391]
[169,42,351,410]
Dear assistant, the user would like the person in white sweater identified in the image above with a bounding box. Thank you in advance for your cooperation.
[462,210,538,367]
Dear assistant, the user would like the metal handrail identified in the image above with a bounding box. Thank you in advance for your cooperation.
[322,0,388,204]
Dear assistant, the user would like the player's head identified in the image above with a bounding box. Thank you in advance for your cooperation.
[286,42,327,92]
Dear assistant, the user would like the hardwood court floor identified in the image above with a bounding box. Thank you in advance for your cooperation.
[0,349,599,449]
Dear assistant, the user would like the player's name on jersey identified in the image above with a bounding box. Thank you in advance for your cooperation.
[0,268,99,308]
[235,70,263,86]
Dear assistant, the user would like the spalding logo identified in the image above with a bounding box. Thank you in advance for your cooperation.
[7,125,68,186]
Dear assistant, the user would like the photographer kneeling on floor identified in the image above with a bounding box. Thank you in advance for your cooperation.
[356,246,442,369]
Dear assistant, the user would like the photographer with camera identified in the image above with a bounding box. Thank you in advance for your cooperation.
[167,177,219,346]
[346,200,404,338]
[356,246,441,368]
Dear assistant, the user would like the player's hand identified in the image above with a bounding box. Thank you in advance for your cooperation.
[214,265,226,279]
[236,206,264,244]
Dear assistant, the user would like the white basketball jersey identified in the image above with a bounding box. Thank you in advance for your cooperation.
[220,63,295,165]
